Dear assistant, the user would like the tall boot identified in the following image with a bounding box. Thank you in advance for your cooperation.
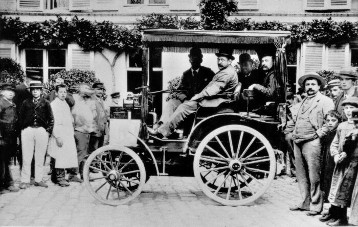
[328,207,348,226]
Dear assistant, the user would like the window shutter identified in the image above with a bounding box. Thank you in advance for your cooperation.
[237,0,258,9]
[329,0,350,9]
[0,0,16,10]
[68,44,94,70]
[301,42,324,74]
[326,44,349,71]
[169,0,196,11]
[93,0,118,10]
[18,0,44,11]
[0,42,16,59]
[69,0,91,11]
[304,0,325,9]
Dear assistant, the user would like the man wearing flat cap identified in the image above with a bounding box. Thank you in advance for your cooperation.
[155,47,215,128]
[327,79,342,101]
[149,48,238,138]
[334,70,358,120]
[289,72,334,216]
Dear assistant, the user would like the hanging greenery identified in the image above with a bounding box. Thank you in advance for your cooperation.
[199,0,238,30]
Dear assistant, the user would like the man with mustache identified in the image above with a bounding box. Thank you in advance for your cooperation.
[288,72,334,216]
[334,71,358,120]
[149,48,238,138]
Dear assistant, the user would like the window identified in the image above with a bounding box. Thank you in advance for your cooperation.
[304,0,351,10]
[127,47,163,114]
[69,0,117,11]
[46,0,68,10]
[18,0,45,11]
[286,45,298,92]
[352,48,358,67]
[24,49,66,82]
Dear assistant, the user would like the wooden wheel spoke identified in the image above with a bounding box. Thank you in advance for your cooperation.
[241,146,266,162]
[90,176,107,181]
[107,151,115,170]
[245,167,270,174]
[242,171,264,186]
[119,159,134,171]
[239,136,256,159]
[205,145,229,161]
[214,173,230,195]
[90,166,109,174]
[120,170,140,175]
[200,166,229,173]
[226,176,233,200]
[116,187,121,200]
[200,156,227,165]
[95,181,107,193]
[214,136,231,159]
[243,157,270,165]
[235,174,243,200]
[235,131,244,159]
[205,171,226,186]
[95,157,112,171]
[227,131,235,158]
[119,181,133,195]
[106,185,112,200]
[116,152,123,170]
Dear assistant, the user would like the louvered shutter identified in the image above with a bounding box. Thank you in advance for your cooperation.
[93,0,118,10]
[0,42,16,60]
[326,44,350,71]
[301,42,324,74]
[237,0,258,9]
[69,0,91,11]
[169,0,196,11]
[18,0,44,11]
[68,44,94,70]
[329,0,350,9]
[0,0,16,10]
[304,0,325,9]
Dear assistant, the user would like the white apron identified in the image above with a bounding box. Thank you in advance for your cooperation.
[48,98,78,168]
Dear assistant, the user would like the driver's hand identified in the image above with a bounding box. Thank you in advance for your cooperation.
[248,84,256,90]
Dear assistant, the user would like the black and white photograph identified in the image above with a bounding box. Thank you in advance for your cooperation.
[0,0,358,226]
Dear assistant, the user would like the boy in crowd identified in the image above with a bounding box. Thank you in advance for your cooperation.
[48,84,78,187]
[321,110,342,202]
[18,82,54,189]
[0,84,19,193]
[320,97,358,226]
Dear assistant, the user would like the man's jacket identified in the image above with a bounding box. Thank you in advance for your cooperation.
[178,66,215,100]
[194,65,239,107]
[18,97,54,134]
[0,97,17,144]
[291,92,334,140]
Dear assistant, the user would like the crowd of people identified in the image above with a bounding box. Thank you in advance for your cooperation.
[0,46,357,226]
[0,77,121,189]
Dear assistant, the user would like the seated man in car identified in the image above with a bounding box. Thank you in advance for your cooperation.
[149,48,239,138]
[154,47,215,129]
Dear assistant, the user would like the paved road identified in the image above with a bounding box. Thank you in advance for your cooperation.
[0,165,343,227]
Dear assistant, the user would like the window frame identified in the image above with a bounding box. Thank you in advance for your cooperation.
[124,0,168,7]
[304,0,351,10]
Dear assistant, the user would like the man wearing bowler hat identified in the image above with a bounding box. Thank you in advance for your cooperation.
[149,48,238,138]
[289,72,334,215]
[154,47,215,129]
[18,82,54,189]
[238,53,261,91]
[334,70,358,120]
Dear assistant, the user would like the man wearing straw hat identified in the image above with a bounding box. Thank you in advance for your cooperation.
[289,72,334,216]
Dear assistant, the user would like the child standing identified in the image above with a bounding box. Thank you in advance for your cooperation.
[321,110,342,202]
[319,97,358,226]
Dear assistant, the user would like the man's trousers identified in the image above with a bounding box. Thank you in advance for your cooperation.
[158,100,198,137]
[69,131,90,177]
[20,127,48,183]
[159,99,183,124]
[0,143,15,187]
[293,138,323,212]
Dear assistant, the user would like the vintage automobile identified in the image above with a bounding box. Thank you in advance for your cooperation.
[83,29,291,206]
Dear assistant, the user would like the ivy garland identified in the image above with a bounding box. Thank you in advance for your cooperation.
[0,14,357,52]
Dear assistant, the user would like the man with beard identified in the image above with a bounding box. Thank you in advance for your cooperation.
[334,71,358,120]
[288,72,334,216]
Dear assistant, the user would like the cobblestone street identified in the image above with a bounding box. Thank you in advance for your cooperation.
[0,165,340,227]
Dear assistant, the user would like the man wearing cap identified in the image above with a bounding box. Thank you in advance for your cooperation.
[149,48,238,138]
[155,47,215,128]
[44,77,75,108]
[289,72,334,215]
[327,79,342,101]
[110,92,121,106]
[0,84,20,193]
[334,70,358,120]
[18,82,54,189]
[248,52,282,104]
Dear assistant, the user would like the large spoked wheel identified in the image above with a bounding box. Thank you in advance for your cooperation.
[194,125,276,206]
[84,145,146,206]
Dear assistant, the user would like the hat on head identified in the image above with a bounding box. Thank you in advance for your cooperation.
[1,83,15,91]
[298,72,326,88]
[335,70,358,80]
[342,96,358,107]
[111,92,120,98]
[351,108,358,121]
[239,53,253,64]
[327,79,340,88]
[189,47,203,58]
[215,48,235,60]
[92,82,105,89]
[29,81,43,89]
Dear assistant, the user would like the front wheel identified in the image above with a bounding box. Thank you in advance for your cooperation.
[193,125,276,206]
[83,145,146,206]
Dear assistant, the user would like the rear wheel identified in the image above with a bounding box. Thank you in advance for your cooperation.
[193,125,276,206]
[84,146,146,206]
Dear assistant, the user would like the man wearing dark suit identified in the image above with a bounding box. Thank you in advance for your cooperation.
[157,47,215,125]
[150,48,238,138]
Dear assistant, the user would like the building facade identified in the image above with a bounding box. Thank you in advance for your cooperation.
[0,0,357,106]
